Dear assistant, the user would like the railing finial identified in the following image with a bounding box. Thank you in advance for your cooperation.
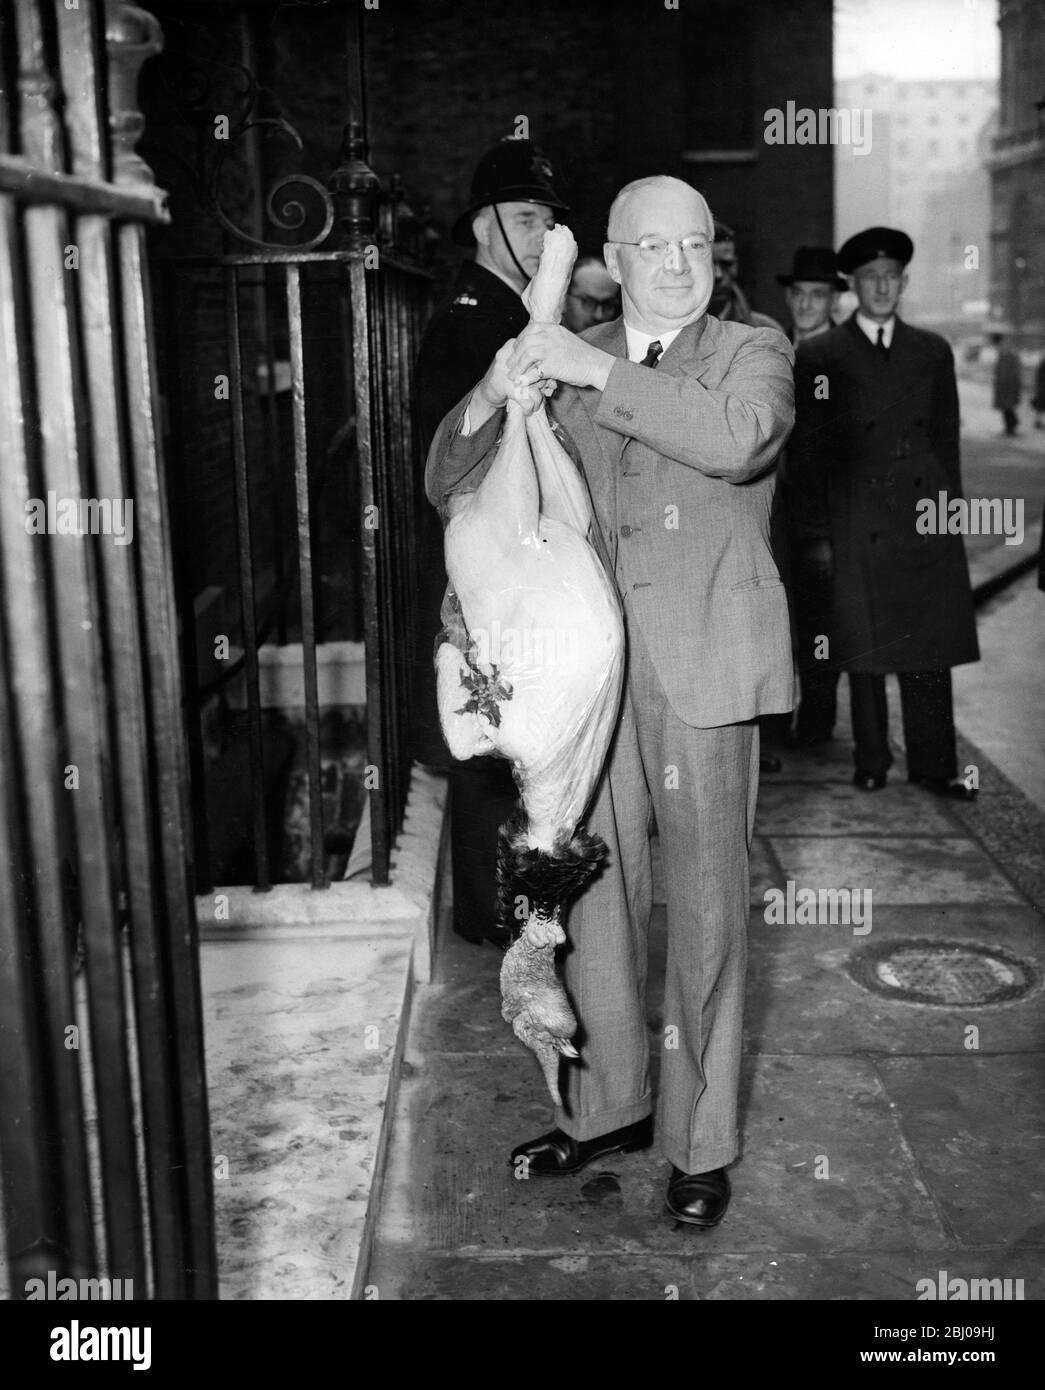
[105,0,164,193]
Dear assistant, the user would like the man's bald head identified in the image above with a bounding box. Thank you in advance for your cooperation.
[603,176,716,335]
[606,176,713,243]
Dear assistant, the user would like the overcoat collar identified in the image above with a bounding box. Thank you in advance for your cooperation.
[841,312,922,377]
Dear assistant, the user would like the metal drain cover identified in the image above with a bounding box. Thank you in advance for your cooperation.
[848,940,1035,1007]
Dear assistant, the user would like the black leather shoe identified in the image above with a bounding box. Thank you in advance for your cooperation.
[665,1166,731,1227]
[908,774,978,801]
[508,1115,653,1177]
[852,770,887,792]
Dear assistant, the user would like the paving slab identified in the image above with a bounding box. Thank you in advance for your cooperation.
[374,1051,947,1260]
[367,707,1043,1301]
[745,904,1045,1056]
[760,742,861,783]
[873,1054,1045,1248]
[766,836,1023,905]
[372,1248,1044,1302]
[755,780,961,837]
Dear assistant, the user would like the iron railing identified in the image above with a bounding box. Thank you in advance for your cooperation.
[145,50,435,890]
[158,248,432,891]
[0,0,216,1298]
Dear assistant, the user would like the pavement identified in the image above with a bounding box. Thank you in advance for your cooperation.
[364,381,1045,1303]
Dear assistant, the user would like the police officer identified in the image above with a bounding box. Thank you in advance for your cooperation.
[414,138,571,448]
[789,227,979,798]
[412,137,570,944]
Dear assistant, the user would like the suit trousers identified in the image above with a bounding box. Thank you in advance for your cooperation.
[848,669,958,781]
[557,608,760,1173]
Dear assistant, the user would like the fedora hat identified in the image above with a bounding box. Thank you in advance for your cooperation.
[776,246,847,291]
[451,137,570,246]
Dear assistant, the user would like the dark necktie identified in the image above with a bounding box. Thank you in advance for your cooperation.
[639,339,663,368]
[876,326,889,360]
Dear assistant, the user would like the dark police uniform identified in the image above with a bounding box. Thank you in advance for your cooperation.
[414,262,529,451]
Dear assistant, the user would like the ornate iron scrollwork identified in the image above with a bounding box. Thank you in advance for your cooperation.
[207,65,335,252]
[143,32,430,259]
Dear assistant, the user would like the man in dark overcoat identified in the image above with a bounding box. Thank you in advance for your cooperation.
[990,331,1021,436]
[788,227,979,799]
[775,246,849,748]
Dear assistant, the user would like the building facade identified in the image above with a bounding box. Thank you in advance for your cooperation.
[835,73,997,332]
[986,0,1045,345]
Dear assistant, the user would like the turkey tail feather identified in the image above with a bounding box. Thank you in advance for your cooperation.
[495,809,607,941]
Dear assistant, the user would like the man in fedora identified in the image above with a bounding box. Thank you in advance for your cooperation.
[412,137,570,944]
[778,246,847,348]
[775,248,848,748]
[788,227,979,798]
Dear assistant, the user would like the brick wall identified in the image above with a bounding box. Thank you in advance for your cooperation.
[356,0,835,318]
[138,0,835,611]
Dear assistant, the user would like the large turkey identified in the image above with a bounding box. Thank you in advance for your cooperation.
[435,226,625,1104]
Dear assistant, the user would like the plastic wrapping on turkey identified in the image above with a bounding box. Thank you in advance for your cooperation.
[433,225,626,1105]
[435,226,624,850]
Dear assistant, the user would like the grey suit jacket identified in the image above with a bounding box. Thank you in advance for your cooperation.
[425,313,796,728]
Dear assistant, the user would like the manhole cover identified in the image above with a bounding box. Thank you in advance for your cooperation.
[847,940,1035,1007]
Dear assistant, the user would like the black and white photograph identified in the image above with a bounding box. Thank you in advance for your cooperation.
[0,0,1042,1339]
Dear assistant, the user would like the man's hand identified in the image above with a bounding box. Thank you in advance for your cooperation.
[803,538,833,581]
[506,324,614,392]
[467,339,552,430]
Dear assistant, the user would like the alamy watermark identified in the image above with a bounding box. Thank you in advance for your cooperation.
[470,620,579,668]
[25,492,134,546]
[763,101,872,156]
[916,1270,1024,1301]
[50,1321,151,1370]
[26,1273,133,1300]
[763,880,871,935]
[916,492,1024,547]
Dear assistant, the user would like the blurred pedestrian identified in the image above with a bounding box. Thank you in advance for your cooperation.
[412,136,570,944]
[774,248,848,748]
[990,331,1021,436]
[562,253,620,334]
[709,220,784,332]
[789,227,980,800]
[779,247,846,347]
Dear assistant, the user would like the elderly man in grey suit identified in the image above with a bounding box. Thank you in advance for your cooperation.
[426,175,794,1226]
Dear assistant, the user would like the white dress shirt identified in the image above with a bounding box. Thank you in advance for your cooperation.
[855,312,896,348]
[624,324,684,362]
[461,322,688,435]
